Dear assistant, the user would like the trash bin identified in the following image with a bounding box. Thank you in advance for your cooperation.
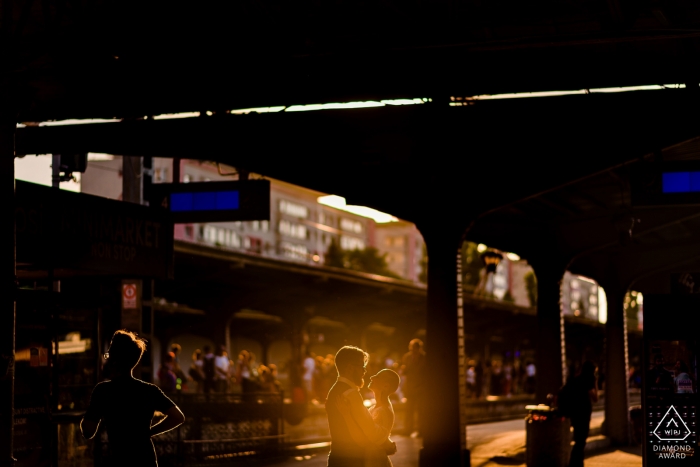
[525,404,572,467]
[629,405,643,445]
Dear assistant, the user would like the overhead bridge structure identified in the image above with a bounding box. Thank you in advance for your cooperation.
[4,0,700,466]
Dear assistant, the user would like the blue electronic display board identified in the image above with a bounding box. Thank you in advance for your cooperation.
[149,180,269,223]
[643,295,700,466]
[633,162,700,207]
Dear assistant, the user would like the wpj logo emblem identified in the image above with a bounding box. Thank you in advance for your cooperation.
[653,406,691,441]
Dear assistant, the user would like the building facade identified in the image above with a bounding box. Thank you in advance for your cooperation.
[81,157,426,282]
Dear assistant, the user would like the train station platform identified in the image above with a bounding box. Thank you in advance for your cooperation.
[269,410,642,467]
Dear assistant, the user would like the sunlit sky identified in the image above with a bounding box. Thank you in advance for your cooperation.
[15,154,81,191]
[14,155,400,223]
[318,195,399,223]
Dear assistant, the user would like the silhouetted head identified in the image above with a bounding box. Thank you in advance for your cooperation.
[192,349,202,361]
[654,354,665,368]
[335,346,368,388]
[203,345,211,354]
[368,369,400,397]
[581,360,597,379]
[105,330,146,373]
[409,338,423,353]
[676,360,689,374]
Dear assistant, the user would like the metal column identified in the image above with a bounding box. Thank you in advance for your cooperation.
[603,288,630,444]
[0,117,16,466]
[419,224,468,467]
[533,263,567,403]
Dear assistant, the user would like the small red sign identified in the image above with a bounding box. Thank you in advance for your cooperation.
[122,283,137,309]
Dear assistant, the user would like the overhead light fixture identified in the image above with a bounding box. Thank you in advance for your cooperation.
[481,250,503,273]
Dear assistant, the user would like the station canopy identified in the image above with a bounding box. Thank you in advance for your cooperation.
[8,0,700,293]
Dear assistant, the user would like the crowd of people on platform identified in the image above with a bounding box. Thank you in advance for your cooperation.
[156,338,430,436]
[465,358,537,399]
[157,343,281,394]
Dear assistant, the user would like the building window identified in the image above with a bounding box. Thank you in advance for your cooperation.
[280,242,308,261]
[393,236,404,247]
[249,220,270,232]
[384,237,392,247]
[202,225,240,248]
[341,235,365,250]
[279,220,307,239]
[280,199,308,218]
[154,167,168,183]
[245,237,262,253]
[340,218,362,234]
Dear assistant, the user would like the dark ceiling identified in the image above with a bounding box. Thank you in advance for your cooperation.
[8,0,700,296]
[4,0,700,122]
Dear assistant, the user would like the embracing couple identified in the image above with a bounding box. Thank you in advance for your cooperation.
[326,346,400,467]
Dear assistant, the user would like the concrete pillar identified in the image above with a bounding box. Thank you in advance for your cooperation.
[418,223,468,467]
[532,262,566,403]
[0,117,16,466]
[602,287,630,444]
[122,156,143,204]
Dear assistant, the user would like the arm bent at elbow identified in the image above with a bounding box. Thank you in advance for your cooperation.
[80,418,100,439]
[150,406,185,438]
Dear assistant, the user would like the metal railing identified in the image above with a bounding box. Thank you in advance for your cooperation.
[95,392,285,467]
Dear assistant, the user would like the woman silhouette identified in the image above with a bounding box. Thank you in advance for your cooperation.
[80,330,185,466]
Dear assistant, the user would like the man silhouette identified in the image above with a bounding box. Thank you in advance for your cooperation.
[326,346,396,467]
[649,354,674,393]
[81,330,185,466]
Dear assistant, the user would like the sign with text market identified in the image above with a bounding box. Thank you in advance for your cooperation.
[16,180,173,278]
[148,179,270,223]
[643,295,700,466]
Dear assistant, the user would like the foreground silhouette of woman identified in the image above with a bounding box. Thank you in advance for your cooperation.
[80,330,185,466]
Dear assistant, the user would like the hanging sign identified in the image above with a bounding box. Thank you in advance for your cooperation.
[16,180,173,279]
[121,279,142,333]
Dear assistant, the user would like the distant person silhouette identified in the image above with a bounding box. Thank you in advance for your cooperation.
[649,354,674,394]
[81,330,185,467]
[674,360,694,394]
[158,352,177,393]
[202,345,216,394]
[401,338,426,437]
[567,360,598,467]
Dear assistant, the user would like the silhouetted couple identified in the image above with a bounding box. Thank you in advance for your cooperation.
[81,330,185,466]
[326,345,400,467]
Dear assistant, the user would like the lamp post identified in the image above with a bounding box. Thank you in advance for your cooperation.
[475,250,503,298]
[480,250,503,274]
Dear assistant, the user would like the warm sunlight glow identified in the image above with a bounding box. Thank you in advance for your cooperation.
[506,252,521,261]
[450,84,686,105]
[598,287,608,324]
[285,102,386,112]
[318,195,399,223]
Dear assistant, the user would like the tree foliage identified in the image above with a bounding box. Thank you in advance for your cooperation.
[461,241,484,290]
[324,240,401,279]
[524,270,538,308]
[324,237,345,268]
